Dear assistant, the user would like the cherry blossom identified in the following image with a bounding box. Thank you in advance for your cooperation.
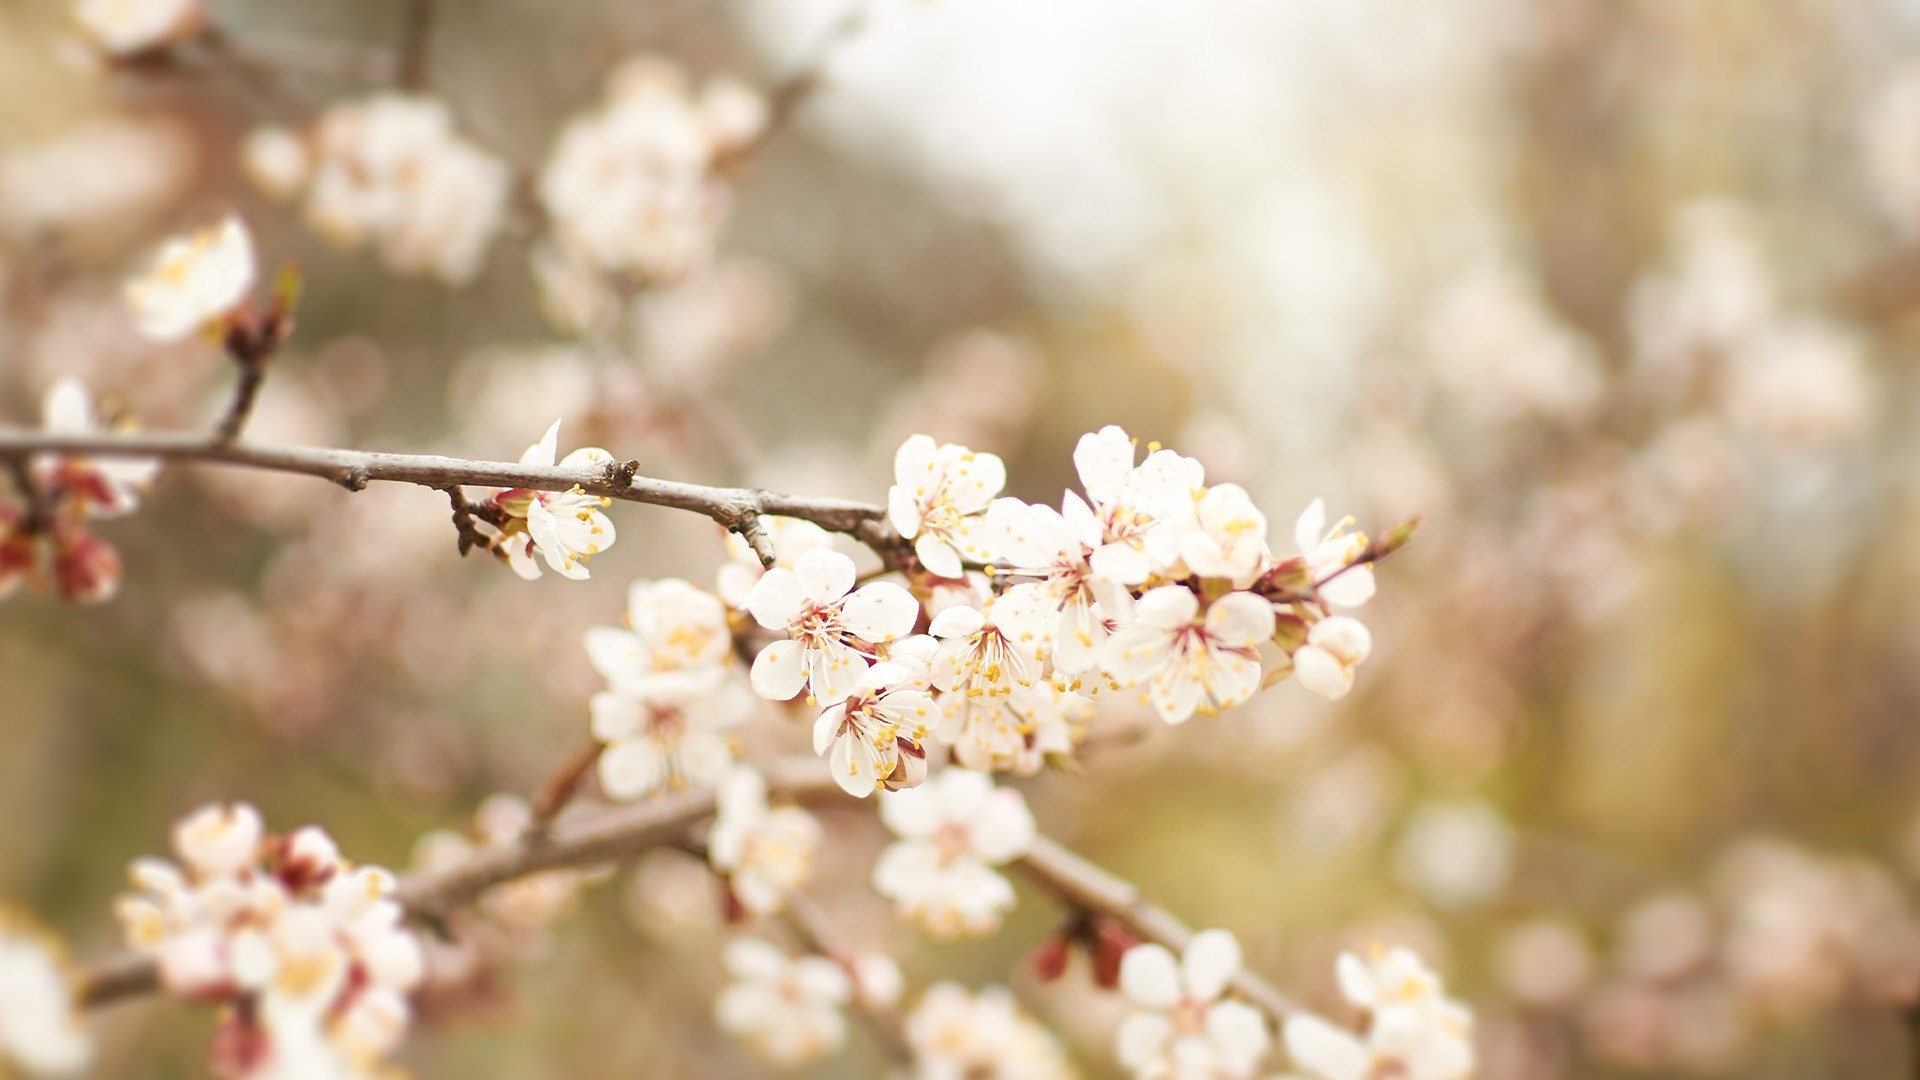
[493,419,617,581]
[1289,617,1371,701]
[716,514,833,608]
[1102,587,1274,724]
[707,766,822,915]
[872,769,1035,939]
[746,548,918,705]
[985,493,1110,676]
[124,214,255,342]
[114,804,422,1078]
[1178,483,1270,587]
[887,434,1006,578]
[905,982,1077,1079]
[714,937,851,1067]
[1071,425,1206,585]
[582,578,733,696]
[591,671,753,800]
[32,379,159,518]
[1281,947,1474,1080]
[1293,499,1374,608]
[73,0,203,57]
[812,662,938,798]
[0,910,91,1076]
[1116,930,1270,1079]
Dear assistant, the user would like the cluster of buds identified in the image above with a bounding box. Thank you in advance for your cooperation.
[114,805,423,1079]
[1,380,158,604]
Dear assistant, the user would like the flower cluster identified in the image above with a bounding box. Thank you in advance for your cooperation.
[582,577,752,798]
[1116,930,1271,1079]
[1282,947,1474,1080]
[114,804,423,1079]
[872,769,1035,939]
[0,910,91,1076]
[538,57,766,286]
[714,937,851,1068]
[244,96,511,285]
[707,765,822,917]
[904,982,1077,1079]
[1,380,159,604]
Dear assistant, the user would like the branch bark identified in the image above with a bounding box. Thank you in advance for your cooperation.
[77,758,1296,1025]
[0,428,889,563]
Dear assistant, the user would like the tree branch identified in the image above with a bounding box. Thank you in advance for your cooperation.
[0,429,888,562]
[76,759,1297,1026]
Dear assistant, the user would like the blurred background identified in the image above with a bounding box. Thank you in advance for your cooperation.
[6,0,1920,1075]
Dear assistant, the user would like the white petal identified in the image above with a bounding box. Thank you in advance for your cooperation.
[1182,929,1243,1001]
[745,567,806,629]
[914,532,964,579]
[1133,585,1201,630]
[597,739,666,800]
[750,639,808,700]
[792,548,856,605]
[1283,1014,1370,1080]
[840,581,919,643]
[1294,498,1328,557]
[1119,943,1183,1010]
[1205,592,1277,648]
[520,419,562,468]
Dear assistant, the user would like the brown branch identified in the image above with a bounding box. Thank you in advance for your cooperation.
[526,738,604,834]
[76,758,1296,1027]
[0,429,889,565]
[394,0,437,91]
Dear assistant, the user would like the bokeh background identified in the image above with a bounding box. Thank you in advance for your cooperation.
[6,0,1920,1075]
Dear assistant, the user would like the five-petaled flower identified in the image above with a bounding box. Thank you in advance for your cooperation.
[872,769,1035,939]
[494,419,618,581]
[812,661,938,798]
[714,937,851,1068]
[1281,946,1474,1080]
[707,766,822,915]
[1103,587,1275,724]
[746,548,918,706]
[887,434,1006,579]
[1116,929,1271,1080]
[124,215,256,342]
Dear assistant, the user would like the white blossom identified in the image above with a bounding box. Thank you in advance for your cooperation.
[1071,425,1206,585]
[124,214,255,342]
[33,378,159,518]
[1178,483,1270,587]
[582,578,733,696]
[1292,500,1374,608]
[987,493,1111,676]
[591,673,753,800]
[494,419,617,580]
[716,514,834,609]
[746,548,918,705]
[1289,617,1371,701]
[812,662,937,798]
[715,937,851,1068]
[906,982,1077,1079]
[1103,587,1273,724]
[708,766,821,915]
[0,911,91,1076]
[872,770,1034,939]
[1281,947,1473,1080]
[74,0,202,57]
[241,126,311,203]
[1115,930,1270,1079]
[888,435,1006,578]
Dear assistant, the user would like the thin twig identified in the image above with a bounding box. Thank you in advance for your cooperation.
[2,457,47,531]
[0,429,889,566]
[394,0,437,91]
[526,738,604,835]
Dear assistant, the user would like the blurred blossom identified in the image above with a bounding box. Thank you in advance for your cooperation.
[1491,919,1594,1011]
[0,115,193,243]
[1613,892,1717,984]
[1719,318,1876,454]
[875,331,1044,457]
[1861,63,1920,237]
[1421,264,1603,428]
[1392,797,1514,910]
[625,850,723,949]
[1282,744,1400,856]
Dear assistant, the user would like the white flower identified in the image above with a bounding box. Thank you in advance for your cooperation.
[241,126,310,202]
[812,662,937,798]
[716,514,834,608]
[172,801,264,878]
[872,770,1034,939]
[988,494,1110,676]
[582,578,733,696]
[888,435,1006,578]
[496,419,617,580]
[715,937,851,1068]
[33,379,159,518]
[0,911,91,1076]
[905,982,1077,1080]
[1281,947,1474,1080]
[124,215,255,342]
[1179,484,1270,587]
[708,766,821,915]
[1115,930,1270,1079]
[303,95,509,284]
[74,0,202,56]
[1289,617,1371,701]
[746,549,918,705]
[592,673,753,800]
[1293,500,1374,608]
[1102,587,1273,724]
[1072,425,1206,585]
[539,58,762,282]
[928,592,1051,699]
